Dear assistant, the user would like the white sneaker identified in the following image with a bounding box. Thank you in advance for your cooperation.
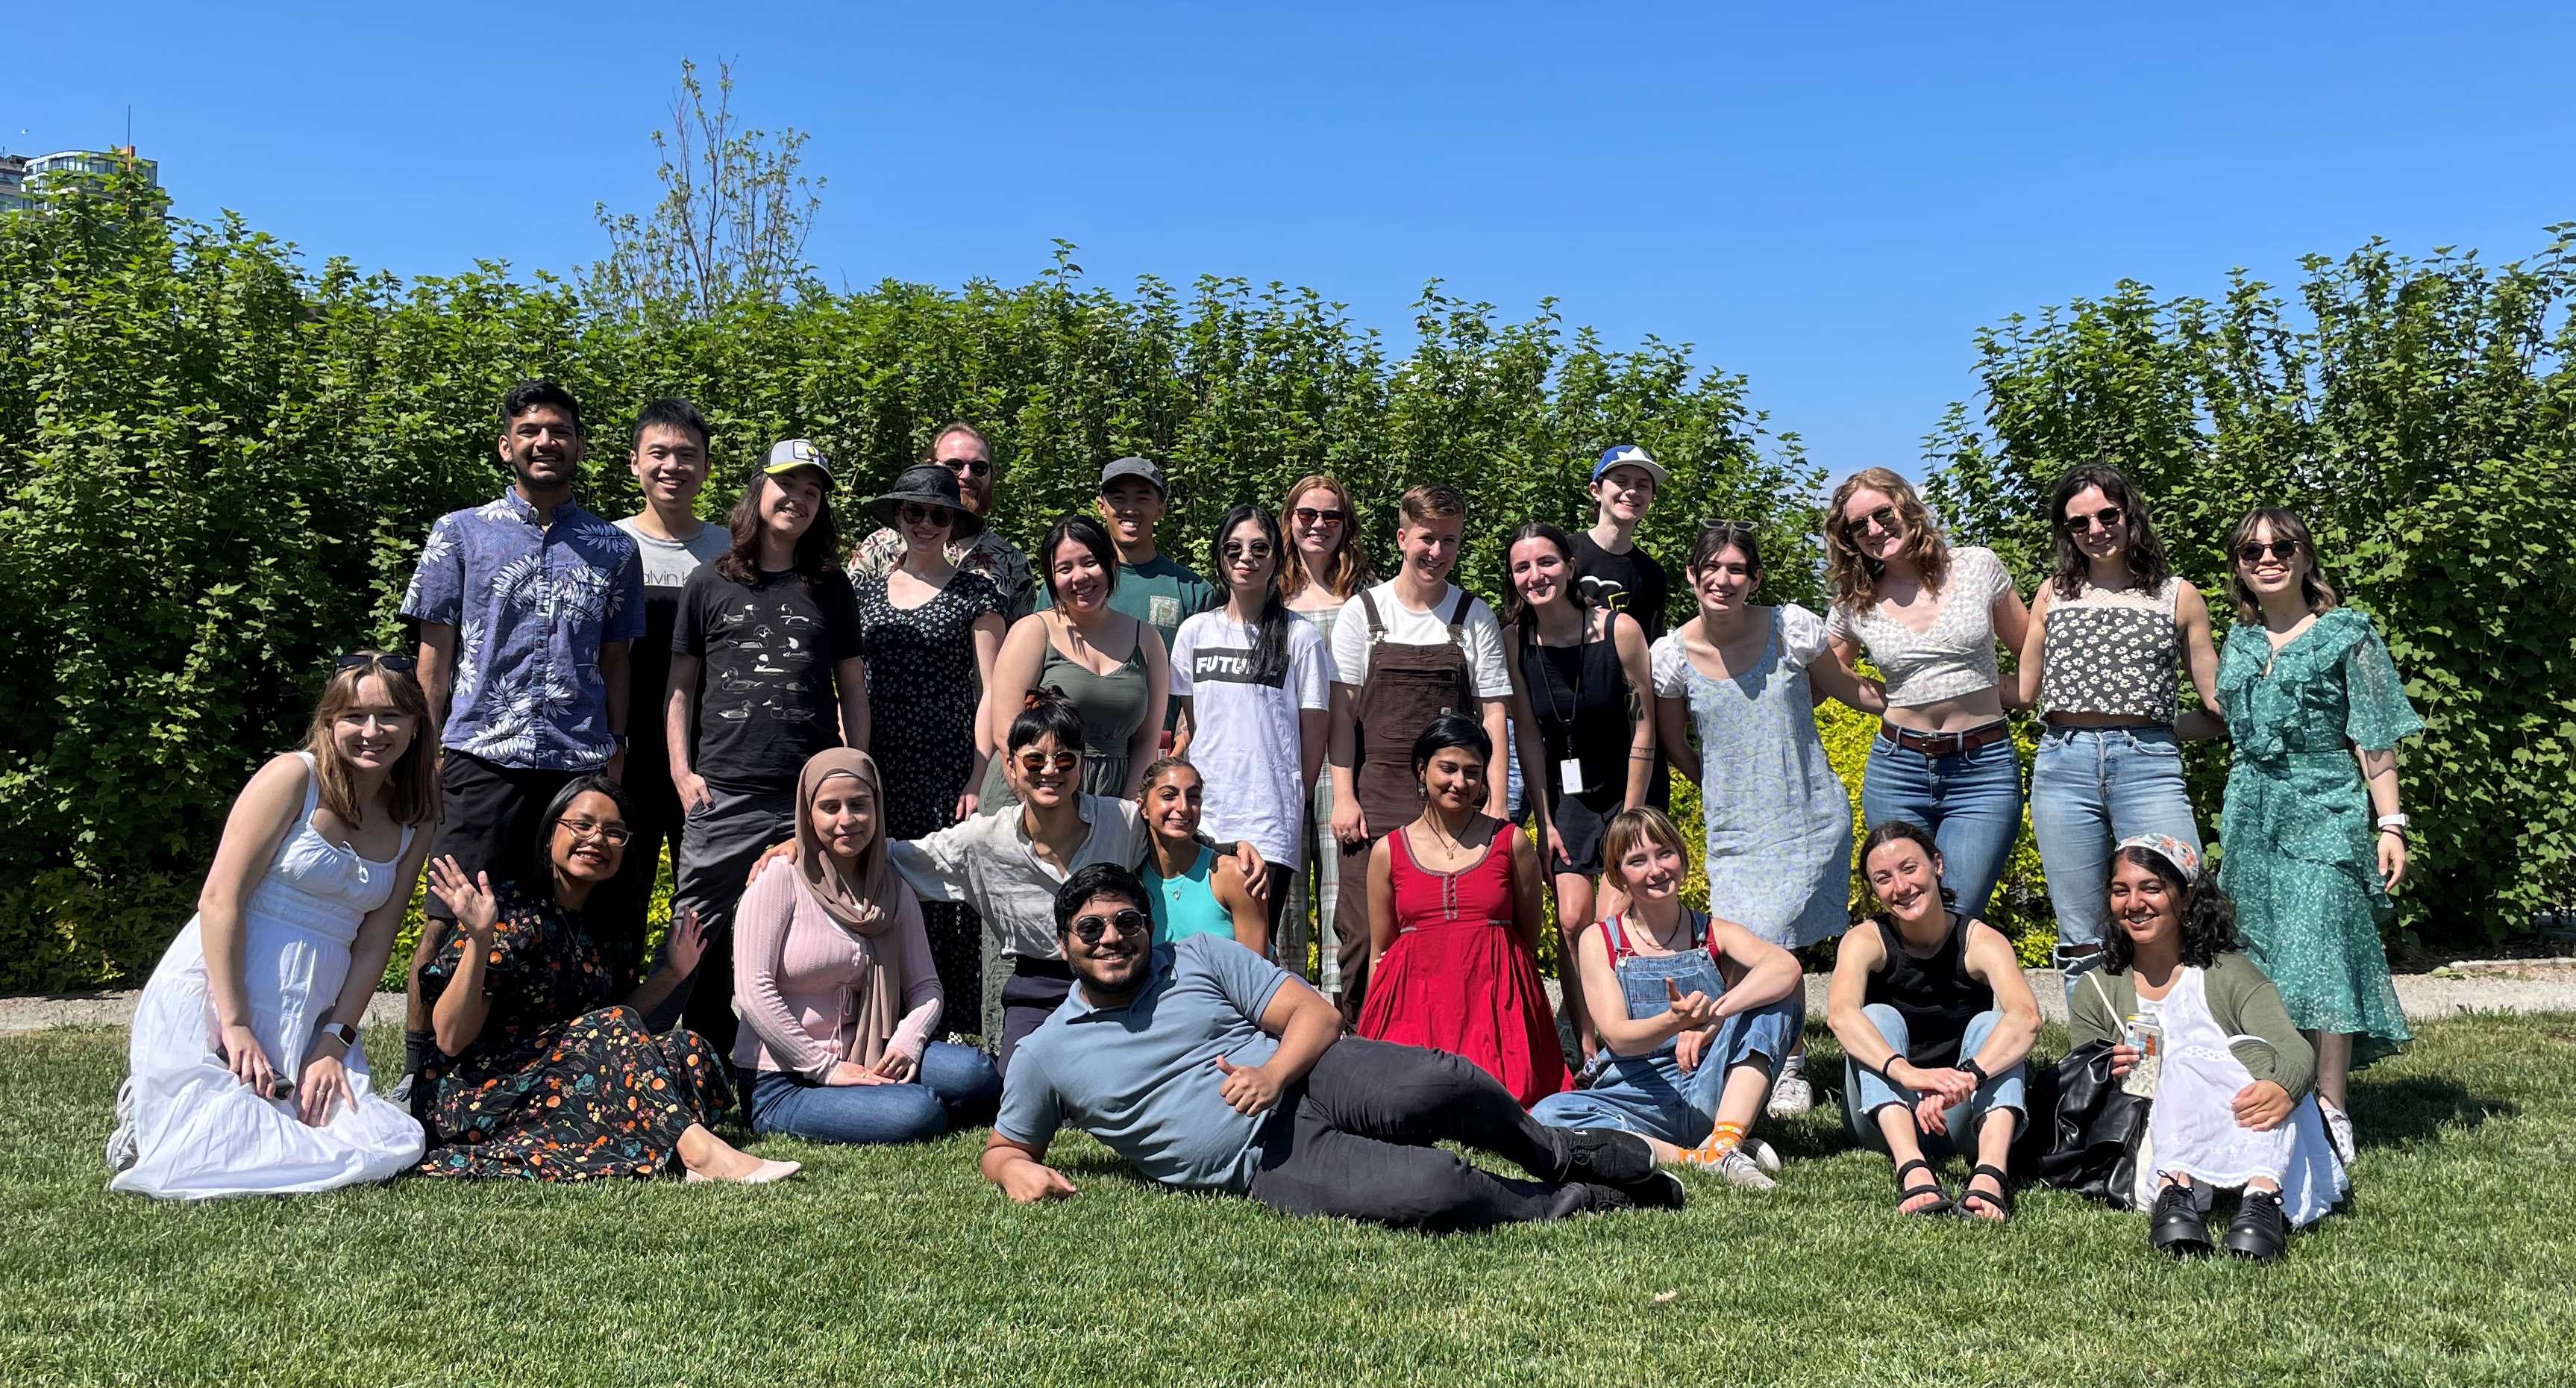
[1767,1057,1814,1117]
[1713,1148,1779,1190]
[1740,1136,1782,1174]
[104,1077,139,1174]
[2320,1099,2357,1168]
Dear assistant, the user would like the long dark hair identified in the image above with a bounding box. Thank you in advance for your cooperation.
[2101,845,2242,973]
[1500,521,1588,629]
[1687,521,1765,587]
[1039,513,1121,606]
[1007,687,1088,756]
[715,471,841,589]
[2047,460,2172,600]
[1207,504,1292,683]
[1858,819,1958,920]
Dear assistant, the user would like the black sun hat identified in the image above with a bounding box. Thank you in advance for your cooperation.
[867,464,985,540]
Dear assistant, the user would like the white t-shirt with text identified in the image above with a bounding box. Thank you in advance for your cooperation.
[1171,613,1333,869]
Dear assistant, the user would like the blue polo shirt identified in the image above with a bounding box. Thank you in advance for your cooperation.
[993,935,1291,1194]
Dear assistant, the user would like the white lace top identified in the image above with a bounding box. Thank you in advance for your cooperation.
[1825,546,2012,707]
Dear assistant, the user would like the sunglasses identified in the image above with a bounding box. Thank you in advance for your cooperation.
[1017,750,1083,774]
[2236,540,2300,565]
[939,457,993,478]
[554,816,632,846]
[2063,505,2125,533]
[894,502,954,526]
[1842,505,1900,539]
[1291,506,1345,525]
[1067,907,1150,945]
[1220,540,1275,562]
[334,653,419,673]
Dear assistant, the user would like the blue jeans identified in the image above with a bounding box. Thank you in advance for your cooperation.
[1840,1005,2028,1157]
[742,1042,1002,1146]
[1532,994,1803,1146]
[2028,725,2201,989]
[1861,732,2023,923]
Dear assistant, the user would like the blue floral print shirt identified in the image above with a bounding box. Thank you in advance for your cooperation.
[401,489,645,769]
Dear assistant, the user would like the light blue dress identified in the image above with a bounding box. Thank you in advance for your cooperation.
[1650,606,1854,948]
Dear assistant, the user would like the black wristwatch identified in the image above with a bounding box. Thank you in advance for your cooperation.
[1961,1058,1990,1088]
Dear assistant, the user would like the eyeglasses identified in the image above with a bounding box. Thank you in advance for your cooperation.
[334,653,419,673]
[2063,505,2125,533]
[1068,907,1150,945]
[1291,506,1344,526]
[894,502,953,526]
[939,457,992,478]
[1842,505,1900,539]
[554,817,632,846]
[2236,540,2299,565]
[1017,750,1083,774]
[1220,540,1275,562]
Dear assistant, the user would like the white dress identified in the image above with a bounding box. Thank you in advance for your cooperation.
[110,753,426,1199]
[2133,966,2348,1227]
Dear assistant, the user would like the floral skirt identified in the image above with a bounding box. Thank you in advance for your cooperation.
[416,1006,734,1181]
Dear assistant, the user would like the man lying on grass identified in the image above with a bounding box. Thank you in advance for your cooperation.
[981,863,1685,1228]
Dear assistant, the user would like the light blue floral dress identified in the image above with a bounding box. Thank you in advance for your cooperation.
[1651,605,1854,948]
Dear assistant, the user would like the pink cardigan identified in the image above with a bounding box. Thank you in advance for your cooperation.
[730,857,944,1081]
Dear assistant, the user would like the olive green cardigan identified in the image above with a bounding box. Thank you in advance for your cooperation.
[2066,951,2317,1101]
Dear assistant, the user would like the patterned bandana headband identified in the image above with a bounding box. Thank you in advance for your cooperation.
[2117,832,2201,885]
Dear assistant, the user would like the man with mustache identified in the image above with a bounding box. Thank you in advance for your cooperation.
[980,863,1685,1228]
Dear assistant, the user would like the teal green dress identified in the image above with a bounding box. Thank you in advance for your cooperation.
[2214,607,2422,1051]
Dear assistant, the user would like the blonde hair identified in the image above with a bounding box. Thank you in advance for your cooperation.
[1825,466,1951,613]
[1276,474,1376,600]
[2224,506,2339,620]
[1601,807,1692,884]
[302,654,439,829]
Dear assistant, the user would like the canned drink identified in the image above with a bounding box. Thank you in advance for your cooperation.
[2121,1013,2163,1098]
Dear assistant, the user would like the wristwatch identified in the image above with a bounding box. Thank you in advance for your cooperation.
[316,1022,359,1052]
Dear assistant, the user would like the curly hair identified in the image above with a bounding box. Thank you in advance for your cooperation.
[2046,460,2172,600]
[2101,845,2242,973]
[1826,467,1950,614]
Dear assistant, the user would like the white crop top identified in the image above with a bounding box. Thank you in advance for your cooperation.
[1825,546,2012,707]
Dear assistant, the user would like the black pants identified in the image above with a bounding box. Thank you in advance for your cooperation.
[1246,1038,1588,1231]
[997,957,1074,1076]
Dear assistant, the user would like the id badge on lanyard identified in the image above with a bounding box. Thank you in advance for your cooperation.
[1558,757,1586,795]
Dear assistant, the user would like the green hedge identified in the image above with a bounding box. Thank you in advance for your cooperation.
[0,190,1817,990]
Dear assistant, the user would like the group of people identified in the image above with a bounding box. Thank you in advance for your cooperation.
[104,381,2426,1260]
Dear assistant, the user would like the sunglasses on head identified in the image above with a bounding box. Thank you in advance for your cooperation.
[335,653,419,673]
[939,457,992,478]
[1843,504,1900,538]
[894,502,953,526]
[1291,506,1344,525]
[1067,907,1150,945]
[2236,540,2299,565]
[2063,504,2125,533]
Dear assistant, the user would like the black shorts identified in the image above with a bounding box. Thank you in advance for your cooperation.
[421,751,577,921]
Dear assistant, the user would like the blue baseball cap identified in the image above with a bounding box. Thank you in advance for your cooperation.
[1593,444,1668,487]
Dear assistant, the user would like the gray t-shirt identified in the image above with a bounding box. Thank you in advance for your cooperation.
[993,935,1291,1193]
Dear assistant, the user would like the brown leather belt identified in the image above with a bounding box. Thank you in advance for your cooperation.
[1878,719,2011,757]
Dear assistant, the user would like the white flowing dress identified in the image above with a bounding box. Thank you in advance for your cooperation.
[110,753,426,1199]
[2132,966,2347,1227]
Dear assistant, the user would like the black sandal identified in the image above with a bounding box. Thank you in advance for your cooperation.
[1893,1157,1952,1216]
[1959,1163,2014,1222]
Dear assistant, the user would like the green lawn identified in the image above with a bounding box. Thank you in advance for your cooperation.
[2,1014,2570,1387]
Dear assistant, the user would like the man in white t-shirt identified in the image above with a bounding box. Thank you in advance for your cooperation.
[1322,482,1514,1018]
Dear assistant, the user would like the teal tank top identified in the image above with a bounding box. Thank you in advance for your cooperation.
[1145,845,1235,945]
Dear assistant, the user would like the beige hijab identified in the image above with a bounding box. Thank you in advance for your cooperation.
[795,748,912,1066]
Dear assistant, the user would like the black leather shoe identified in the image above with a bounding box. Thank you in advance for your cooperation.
[2150,1183,2211,1257]
[2222,1189,2288,1260]
[1580,1172,1687,1213]
[1560,1128,1656,1186]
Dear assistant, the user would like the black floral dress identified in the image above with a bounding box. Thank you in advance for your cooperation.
[854,567,1005,1023]
[416,889,733,1181]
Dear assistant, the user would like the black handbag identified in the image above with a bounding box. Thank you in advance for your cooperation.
[2033,1038,2151,1209]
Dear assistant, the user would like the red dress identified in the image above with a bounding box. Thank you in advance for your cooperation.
[1358,824,1569,1106]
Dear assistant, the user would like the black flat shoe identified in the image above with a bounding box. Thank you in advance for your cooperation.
[1560,1128,1656,1186]
[2151,1183,2212,1257]
[2222,1190,2288,1260]
[1580,1172,1687,1213]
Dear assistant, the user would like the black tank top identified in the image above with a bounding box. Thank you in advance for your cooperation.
[1515,624,1627,802]
[1864,914,1992,1068]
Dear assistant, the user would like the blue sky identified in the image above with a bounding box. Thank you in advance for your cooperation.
[10,2,2569,477]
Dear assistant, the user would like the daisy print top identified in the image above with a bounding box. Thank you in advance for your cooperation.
[2036,575,2184,723]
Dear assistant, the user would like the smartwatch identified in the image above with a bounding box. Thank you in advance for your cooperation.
[316,1022,359,1052]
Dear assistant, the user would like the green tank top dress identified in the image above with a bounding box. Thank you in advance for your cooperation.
[977,623,1153,813]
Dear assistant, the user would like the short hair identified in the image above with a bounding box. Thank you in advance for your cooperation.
[631,396,710,453]
[1038,513,1122,605]
[1410,711,1492,780]
[2102,845,2243,973]
[499,380,583,435]
[924,422,991,464]
[1056,862,1150,934]
[1008,687,1089,757]
[2224,506,2338,621]
[1601,807,1692,881]
[1687,520,1764,584]
[1397,482,1466,528]
[1858,818,1958,916]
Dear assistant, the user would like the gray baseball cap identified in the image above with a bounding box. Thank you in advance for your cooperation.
[1098,456,1167,495]
[762,438,833,483]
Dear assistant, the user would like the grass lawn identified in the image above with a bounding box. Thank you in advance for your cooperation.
[2,1013,2570,1387]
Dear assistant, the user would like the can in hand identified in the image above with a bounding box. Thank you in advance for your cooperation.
[2121,1013,2163,1098]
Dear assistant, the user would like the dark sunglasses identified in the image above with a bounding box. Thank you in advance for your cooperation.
[1067,907,1150,945]
[335,653,418,673]
[939,457,993,478]
[1291,506,1345,525]
[2063,505,2125,533]
[1016,750,1083,774]
[2236,540,2300,565]
[894,502,955,526]
[1842,505,1900,538]
[1220,540,1276,561]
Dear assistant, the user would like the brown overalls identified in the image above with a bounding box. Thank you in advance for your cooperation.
[1334,587,1482,1022]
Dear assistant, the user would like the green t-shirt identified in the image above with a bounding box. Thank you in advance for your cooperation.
[1039,551,1216,729]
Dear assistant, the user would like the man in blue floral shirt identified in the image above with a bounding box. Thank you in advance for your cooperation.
[394,380,646,1104]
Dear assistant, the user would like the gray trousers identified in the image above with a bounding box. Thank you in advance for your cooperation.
[665,784,797,1056]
